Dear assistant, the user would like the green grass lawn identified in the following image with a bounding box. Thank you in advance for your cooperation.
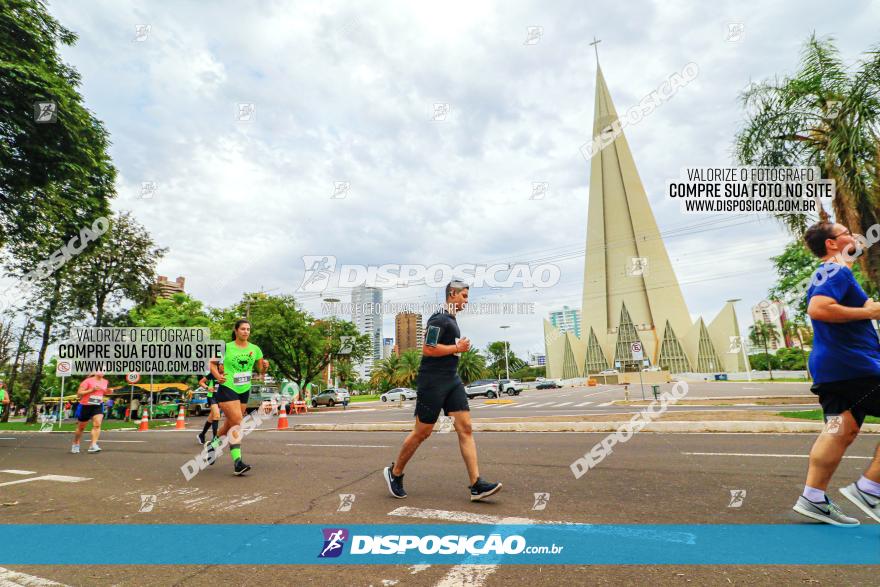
[778,409,880,425]
[0,420,175,431]
[350,394,381,403]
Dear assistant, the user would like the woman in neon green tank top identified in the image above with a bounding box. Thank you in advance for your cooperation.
[207,319,268,476]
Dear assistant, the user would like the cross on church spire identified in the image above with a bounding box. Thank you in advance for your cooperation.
[589,36,601,63]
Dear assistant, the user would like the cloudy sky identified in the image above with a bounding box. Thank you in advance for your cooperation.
[47,0,879,359]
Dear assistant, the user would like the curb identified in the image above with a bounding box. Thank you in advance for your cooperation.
[276,421,880,434]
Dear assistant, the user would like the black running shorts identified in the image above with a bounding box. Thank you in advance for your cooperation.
[77,404,104,422]
[214,384,249,405]
[414,375,469,424]
[811,376,880,428]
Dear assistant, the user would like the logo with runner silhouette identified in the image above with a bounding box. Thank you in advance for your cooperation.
[318,528,349,558]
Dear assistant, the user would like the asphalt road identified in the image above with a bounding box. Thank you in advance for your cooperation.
[297,382,818,425]
[1,426,878,586]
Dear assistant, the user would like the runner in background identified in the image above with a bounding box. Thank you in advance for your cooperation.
[0,382,8,417]
[196,358,223,444]
[71,370,109,454]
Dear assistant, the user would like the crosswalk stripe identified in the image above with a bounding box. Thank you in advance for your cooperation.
[555,402,573,407]
[574,401,593,407]
[598,401,614,407]
[512,402,535,408]
[531,402,556,407]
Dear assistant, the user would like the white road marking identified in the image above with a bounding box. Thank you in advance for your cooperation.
[530,402,556,408]
[286,443,390,448]
[0,566,69,586]
[555,402,573,407]
[511,402,536,408]
[574,402,593,407]
[388,506,567,526]
[0,474,91,488]
[96,440,144,443]
[0,470,36,475]
[435,565,496,587]
[682,451,871,459]
[598,401,614,407]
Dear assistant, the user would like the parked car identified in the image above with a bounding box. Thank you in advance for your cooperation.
[535,380,561,389]
[188,391,210,416]
[464,379,500,399]
[380,388,417,402]
[311,388,351,407]
[498,379,524,396]
[246,385,284,413]
[139,392,182,419]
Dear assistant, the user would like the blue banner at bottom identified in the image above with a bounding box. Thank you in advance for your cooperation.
[1,524,877,565]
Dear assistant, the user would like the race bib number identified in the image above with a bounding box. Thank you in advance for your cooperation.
[88,394,103,405]
[234,372,252,385]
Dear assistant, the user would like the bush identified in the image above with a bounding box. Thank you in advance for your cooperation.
[776,347,808,370]
[748,352,781,371]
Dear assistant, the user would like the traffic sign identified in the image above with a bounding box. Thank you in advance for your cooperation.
[56,360,72,377]
[630,341,644,360]
[126,372,141,384]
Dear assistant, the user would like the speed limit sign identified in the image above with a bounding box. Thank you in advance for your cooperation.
[126,372,141,384]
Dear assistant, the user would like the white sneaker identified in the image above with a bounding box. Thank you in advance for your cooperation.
[70,444,80,454]
[87,444,101,453]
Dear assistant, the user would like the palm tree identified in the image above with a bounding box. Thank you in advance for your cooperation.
[370,354,401,392]
[749,322,780,380]
[395,349,421,388]
[457,349,486,384]
[736,34,880,284]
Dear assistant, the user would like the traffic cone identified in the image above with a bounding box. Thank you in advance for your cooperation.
[138,410,149,431]
[277,403,289,430]
[175,404,186,430]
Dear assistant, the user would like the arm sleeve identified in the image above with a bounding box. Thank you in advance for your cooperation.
[254,346,264,361]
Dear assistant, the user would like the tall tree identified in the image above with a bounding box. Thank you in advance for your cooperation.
[0,0,116,249]
[395,349,421,388]
[243,295,370,392]
[0,315,29,422]
[370,354,401,392]
[457,349,485,384]
[736,34,880,283]
[749,322,780,381]
[71,211,167,326]
[129,293,212,328]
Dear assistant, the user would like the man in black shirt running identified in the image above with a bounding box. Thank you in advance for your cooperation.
[383,280,502,501]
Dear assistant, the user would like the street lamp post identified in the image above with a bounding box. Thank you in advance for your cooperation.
[323,298,341,388]
[500,325,511,380]
[727,299,752,383]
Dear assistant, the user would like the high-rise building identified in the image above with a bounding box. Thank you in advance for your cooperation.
[529,352,547,367]
[154,275,185,299]
[751,300,788,351]
[351,286,383,378]
[544,61,743,377]
[549,306,581,338]
[382,338,394,359]
[395,312,424,354]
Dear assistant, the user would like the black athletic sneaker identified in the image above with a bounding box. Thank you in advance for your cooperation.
[197,432,206,445]
[233,459,251,476]
[383,463,407,498]
[469,477,502,501]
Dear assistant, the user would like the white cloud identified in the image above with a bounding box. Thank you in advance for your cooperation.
[44,0,870,359]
